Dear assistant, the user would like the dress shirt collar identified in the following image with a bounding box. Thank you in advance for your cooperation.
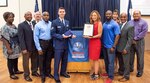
[36,19,41,23]
[59,17,65,25]
[121,21,127,30]
[122,21,127,26]
[41,19,49,24]
[134,18,141,22]
[59,17,64,22]
[26,20,32,25]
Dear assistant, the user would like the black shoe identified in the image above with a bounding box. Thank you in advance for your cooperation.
[118,71,124,76]
[54,79,61,83]
[10,75,19,80]
[15,71,24,74]
[60,73,70,78]
[118,77,129,82]
[130,69,134,72]
[32,73,40,77]
[24,76,32,82]
[136,72,143,77]
[41,77,45,83]
[46,74,54,78]
[115,72,123,76]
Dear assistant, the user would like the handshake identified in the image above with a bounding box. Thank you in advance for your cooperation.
[62,30,76,38]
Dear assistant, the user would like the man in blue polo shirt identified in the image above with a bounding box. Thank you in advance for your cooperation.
[102,10,120,83]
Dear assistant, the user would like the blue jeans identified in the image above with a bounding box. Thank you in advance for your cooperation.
[102,46,116,79]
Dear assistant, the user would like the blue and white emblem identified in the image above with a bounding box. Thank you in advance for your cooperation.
[73,42,83,52]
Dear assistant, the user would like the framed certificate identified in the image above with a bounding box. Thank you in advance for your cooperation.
[83,24,93,36]
[0,0,8,7]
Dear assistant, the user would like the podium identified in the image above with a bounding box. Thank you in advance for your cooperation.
[67,62,90,72]
[67,31,90,72]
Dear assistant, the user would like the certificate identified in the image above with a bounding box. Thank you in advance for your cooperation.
[0,0,8,7]
[83,24,93,36]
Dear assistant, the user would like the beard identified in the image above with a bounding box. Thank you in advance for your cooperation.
[134,19,139,21]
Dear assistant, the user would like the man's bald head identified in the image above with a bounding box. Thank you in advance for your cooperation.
[120,12,127,17]
[133,10,141,15]
[34,11,41,22]
[42,11,49,16]
[105,10,113,21]
[106,10,112,15]
[133,10,141,21]
[42,11,49,22]
[24,11,32,21]
[35,11,41,15]
[120,12,127,23]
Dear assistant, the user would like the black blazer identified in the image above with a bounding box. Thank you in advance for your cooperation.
[18,21,36,51]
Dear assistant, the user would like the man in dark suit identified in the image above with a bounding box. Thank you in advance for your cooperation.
[51,7,76,83]
[117,13,134,82]
[18,11,39,82]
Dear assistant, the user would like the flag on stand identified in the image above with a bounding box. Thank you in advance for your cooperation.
[34,0,39,12]
[127,0,132,21]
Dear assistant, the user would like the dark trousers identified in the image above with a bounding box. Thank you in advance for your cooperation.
[7,58,19,75]
[123,52,130,79]
[22,51,38,77]
[54,49,68,80]
[116,51,124,74]
[39,40,53,78]
[130,39,145,73]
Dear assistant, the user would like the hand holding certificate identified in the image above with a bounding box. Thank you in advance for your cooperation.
[83,24,94,36]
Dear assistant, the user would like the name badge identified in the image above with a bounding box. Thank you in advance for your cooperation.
[51,27,54,30]
[66,25,69,27]
[57,26,61,28]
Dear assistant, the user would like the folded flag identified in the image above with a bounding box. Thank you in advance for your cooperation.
[64,30,73,36]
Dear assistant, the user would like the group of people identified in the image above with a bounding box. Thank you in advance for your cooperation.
[0,6,148,83]
[0,7,75,83]
[84,9,148,83]
[83,9,148,83]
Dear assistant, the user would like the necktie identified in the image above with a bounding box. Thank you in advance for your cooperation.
[29,22,33,30]
[62,20,65,25]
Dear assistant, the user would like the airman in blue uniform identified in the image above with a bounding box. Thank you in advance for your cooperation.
[51,7,76,83]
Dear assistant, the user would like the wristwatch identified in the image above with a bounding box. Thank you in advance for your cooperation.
[112,46,116,49]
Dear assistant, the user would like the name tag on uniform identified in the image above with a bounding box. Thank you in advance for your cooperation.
[66,24,69,27]
[51,27,54,30]
[57,26,61,28]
